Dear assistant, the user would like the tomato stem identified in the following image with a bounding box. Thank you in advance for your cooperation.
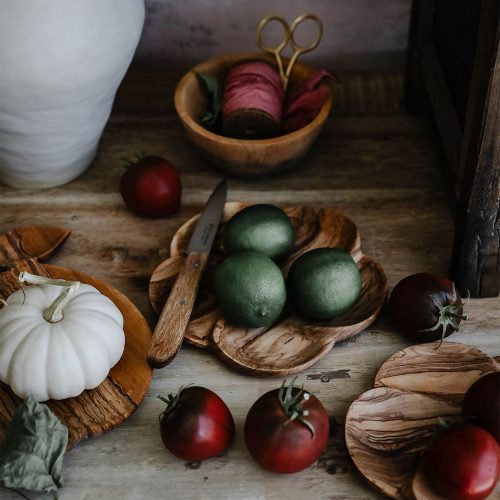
[157,392,181,421]
[157,384,193,422]
[121,147,147,167]
[418,283,468,349]
[445,312,468,321]
[278,378,315,438]
[437,417,450,429]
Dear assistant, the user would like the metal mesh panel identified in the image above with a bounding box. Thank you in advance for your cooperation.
[432,0,482,124]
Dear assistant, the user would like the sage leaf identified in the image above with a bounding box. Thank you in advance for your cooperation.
[197,72,223,128]
[0,397,68,494]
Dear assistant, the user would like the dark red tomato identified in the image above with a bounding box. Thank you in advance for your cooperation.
[158,386,235,462]
[120,155,182,217]
[244,379,329,473]
[425,424,499,500]
[463,372,500,443]
[389,273,467,343]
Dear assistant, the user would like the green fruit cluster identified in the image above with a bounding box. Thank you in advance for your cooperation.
[214,204,362,329]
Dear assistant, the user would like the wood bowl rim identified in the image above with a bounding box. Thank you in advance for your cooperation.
[174,51,333,147]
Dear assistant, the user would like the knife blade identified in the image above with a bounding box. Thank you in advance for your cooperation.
[147,179,227,368]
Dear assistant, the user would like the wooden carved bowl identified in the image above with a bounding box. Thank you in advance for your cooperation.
[345,342,499,499]
[149,202,388,376]
[174,52,332,178]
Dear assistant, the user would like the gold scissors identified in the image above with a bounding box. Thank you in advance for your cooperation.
[257,14,323,91]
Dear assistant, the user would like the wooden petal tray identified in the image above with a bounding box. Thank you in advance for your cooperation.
[345,342,499,499]
[150,202,388,376]
[0,226,153,449]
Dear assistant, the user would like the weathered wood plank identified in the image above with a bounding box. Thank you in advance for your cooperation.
[455,0,500,192]
[114,69,404,116]
[0,115,445,204]
[0,97,498,499]
[405,0,500,297]
[420,43,463,177]
[452,6,500,297]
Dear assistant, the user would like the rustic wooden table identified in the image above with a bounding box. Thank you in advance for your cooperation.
[1,73,498,500]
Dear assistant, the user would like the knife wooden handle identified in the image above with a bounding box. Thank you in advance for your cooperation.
[147,252,209,368]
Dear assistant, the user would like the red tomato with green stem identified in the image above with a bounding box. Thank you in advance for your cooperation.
[158,386,235,462]
[120,154,182,218]
[425,424,499,500]
[244,379,329,473]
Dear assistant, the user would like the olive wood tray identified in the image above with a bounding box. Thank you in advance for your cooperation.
[345,342,499,499]
[149,202,388,376]
[0,226,153,449]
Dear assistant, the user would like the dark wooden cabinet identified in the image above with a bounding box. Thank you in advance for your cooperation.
[406,0,499,297]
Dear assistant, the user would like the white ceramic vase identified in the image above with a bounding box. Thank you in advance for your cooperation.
[0,0,145,188]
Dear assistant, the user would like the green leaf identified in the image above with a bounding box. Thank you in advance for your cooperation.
[196,72,223,128]
[0,397,68,494]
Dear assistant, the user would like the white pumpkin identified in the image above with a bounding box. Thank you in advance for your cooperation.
[0,273,125,402]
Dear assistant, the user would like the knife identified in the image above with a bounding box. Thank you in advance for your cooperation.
[147,179,227,369]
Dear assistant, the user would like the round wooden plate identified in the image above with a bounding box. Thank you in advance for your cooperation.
[345,387,463,499]
[0,259,153,450]
[345,342,499,499]
[374,342,498,403]
[150,202,388,376]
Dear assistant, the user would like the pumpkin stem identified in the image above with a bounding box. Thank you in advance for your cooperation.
[18,272,80,324]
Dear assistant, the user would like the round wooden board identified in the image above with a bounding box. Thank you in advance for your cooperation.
[345,343,499,500]
[345,387,463,500]
[374,342,498,404]
[149,202,388,376]
[0,260,153,450]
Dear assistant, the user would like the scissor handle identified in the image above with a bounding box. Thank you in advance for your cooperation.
[285,14,323,80]
[256,15,291,85]
[256,13,323,92]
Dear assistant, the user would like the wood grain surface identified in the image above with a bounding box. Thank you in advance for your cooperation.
[149,203,387,375]
[0,246,153,450]
[454,30,500,297]
[345,387,463,500]
[1,72,499,500]
[411,467,448,500]
[346,343,499,499]
[0,225,71,265]
[374,342,498,403]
